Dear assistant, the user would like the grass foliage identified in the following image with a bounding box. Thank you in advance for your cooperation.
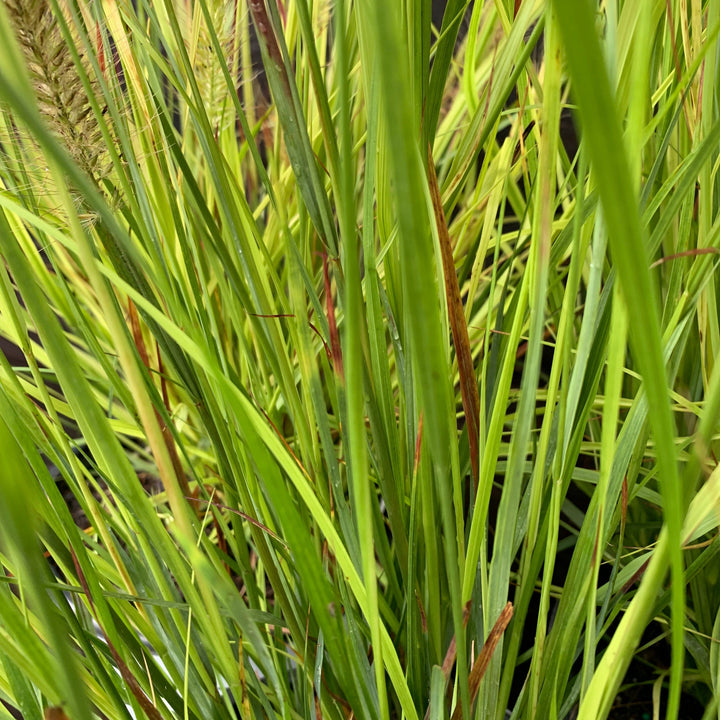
[1,0,720,718]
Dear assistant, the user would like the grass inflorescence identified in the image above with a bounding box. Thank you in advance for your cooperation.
[2,0,116,201]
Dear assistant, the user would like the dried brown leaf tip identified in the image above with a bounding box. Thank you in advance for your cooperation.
[44,708,69,720]
[248,0,284,70]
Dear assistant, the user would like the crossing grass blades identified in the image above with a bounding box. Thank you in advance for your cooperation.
[1,0,720,719]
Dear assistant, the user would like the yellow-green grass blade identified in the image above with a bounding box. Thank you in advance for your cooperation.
[552,1,685,716]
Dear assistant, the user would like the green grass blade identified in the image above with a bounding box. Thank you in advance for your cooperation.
[551,1,685,717]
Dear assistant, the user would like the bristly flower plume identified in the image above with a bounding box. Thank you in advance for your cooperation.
[2,0,117,211]
[175,0,240,136]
